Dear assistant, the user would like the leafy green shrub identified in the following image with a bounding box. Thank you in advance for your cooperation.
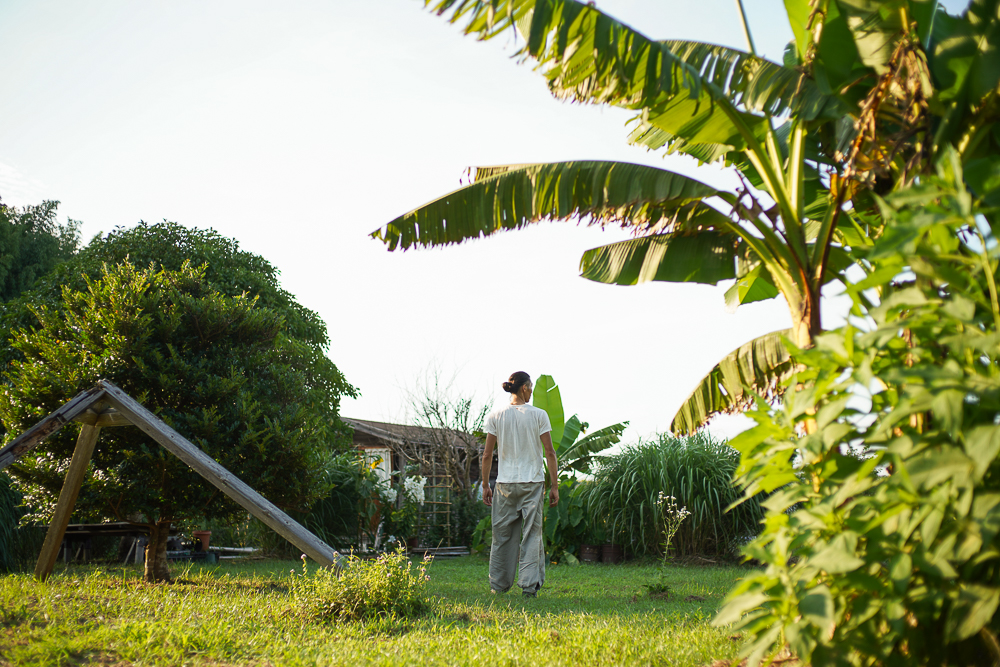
[248,452,387,557]
[585,432,764,557]
[544,478,589,561]
[0,472,44,573]
[449,488,489,548]
[290,549,433,622]
[718,154,1000,665]
[0,472,19,572]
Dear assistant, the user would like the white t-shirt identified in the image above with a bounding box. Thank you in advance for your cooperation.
[484,403,552,483]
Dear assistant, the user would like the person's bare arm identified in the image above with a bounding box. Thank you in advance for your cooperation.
[481,433,496,506]
[541,432,559,507]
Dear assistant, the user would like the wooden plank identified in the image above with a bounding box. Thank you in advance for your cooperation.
[34,424,102,581]
[0,386,106,471]
[98,381,340,567]
[74,407,132,427]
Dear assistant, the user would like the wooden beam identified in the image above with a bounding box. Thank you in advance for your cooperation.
[0,386,106,471]
[98,381,340,567]
[74,407,132,427]
[34,424,102,581]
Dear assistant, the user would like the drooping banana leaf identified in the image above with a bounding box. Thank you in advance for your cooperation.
[660,40,837,120]
[670,329,795,435]
[372,161,721,250]
[579,230,738,286]
[426,0,835,119]
[724,262,780,312]
[559,421,628,474]
[532,374,564,447]
[560,414,586,453]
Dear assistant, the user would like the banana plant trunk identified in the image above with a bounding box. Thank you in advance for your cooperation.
[789,285,823,349]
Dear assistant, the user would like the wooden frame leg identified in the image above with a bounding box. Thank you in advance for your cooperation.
[34,424,101,581]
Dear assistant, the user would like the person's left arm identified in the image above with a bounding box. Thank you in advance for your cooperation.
[481,433,496,506]
[541,432,559,507]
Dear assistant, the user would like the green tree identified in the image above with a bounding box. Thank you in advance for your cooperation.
[1,224,356,582]
[0,199,80,302]
[373,0,1000,434]
[372,0,862,434]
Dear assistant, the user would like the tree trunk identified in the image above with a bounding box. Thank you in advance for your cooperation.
[144,521,172,583]
[791,288,824,435]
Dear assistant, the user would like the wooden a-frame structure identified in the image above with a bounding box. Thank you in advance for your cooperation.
[0,379,339,581]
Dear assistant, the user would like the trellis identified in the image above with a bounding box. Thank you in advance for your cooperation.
[0,379,338,580]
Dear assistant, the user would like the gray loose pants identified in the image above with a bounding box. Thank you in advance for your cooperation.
[490,482,545,594]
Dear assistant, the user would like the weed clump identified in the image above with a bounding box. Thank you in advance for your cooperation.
[290,549,432,622]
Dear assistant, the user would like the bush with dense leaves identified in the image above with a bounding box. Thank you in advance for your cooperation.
[290,548,433,622]
[718,154,1000,665]
[585,432,764,558]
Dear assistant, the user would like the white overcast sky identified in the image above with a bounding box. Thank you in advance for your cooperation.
[0,0,969,444]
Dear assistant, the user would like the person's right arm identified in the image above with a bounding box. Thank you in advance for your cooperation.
[481,433,496,506]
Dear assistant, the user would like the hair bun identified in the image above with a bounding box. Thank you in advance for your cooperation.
[501,381,514,392]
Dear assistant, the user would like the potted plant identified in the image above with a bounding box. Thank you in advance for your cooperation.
[579,521,605,563]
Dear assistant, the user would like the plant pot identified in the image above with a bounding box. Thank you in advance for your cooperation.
[601,543,623,564]
[406,536,419,549]
[192,530,212,552]
[579,544,601,562]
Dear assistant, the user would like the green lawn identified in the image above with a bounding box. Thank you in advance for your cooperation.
[0,556,749,666]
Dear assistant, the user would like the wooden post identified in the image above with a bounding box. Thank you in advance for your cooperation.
[34,424,102,581]
[99,382,340,567]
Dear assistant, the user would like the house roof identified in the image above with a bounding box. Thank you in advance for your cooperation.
[343,418,479,449]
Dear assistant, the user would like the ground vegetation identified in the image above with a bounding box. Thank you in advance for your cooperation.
[0,556,748,666]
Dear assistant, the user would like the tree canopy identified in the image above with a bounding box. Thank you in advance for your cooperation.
[0,199,80,302]
[0,223,356,581]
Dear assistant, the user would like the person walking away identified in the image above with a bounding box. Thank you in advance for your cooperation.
[481,371,559,597]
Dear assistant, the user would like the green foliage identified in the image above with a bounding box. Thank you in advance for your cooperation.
[543,478,589,561]
[0,200,80,302]
[718,153,1000,665]
[0,472,18,572]
[1,256,354,534]
[671,329,795,435]
[373,0,900,438]
[586,432,764,558]
[531,374,627,476]
[250,452,386,556]
[444,487,489,548]
[471,513,491,554]
[290,549,433,622]
[0,472,44,573]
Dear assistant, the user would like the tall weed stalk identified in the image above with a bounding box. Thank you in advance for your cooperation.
[585,432,763,557]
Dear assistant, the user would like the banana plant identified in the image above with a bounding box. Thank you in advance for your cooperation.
[531,374,626,476]
[373,0,996,434]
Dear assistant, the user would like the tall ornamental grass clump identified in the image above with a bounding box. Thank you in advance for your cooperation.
[290,549,432,622]
[585,432,764,557]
